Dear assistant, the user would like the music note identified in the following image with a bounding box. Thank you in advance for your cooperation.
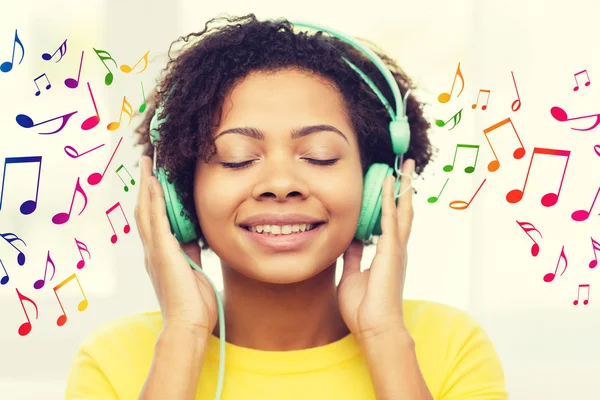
[572,186,600,222]
[16,110,77,135]
[435,108,463,130]
[74,238,91,270]
[443,144,479,174]
[87,137,123,185]
[33,251,56,290]
[106,202,131,244]
[595,145,600,158]
[449,179,486,210]
[64,143,105,159]
[16,288,38,336]
[41,39,67,63]
[0,156,42,215]
[550,106,600,131]
[506,148,570,207]
[0,232,26,266]
[64,50,84,89]
[52,177,88,225]
[107,96,133,131]
[53,273,88,326]
[511,71,521,112]
[115,165,136,192]
[544,245,567,283]
[0,259,9,285]
[573,284,590,306]
[93,48,118,86]
[471,89,491,110]
[482,117,526,172]
[438,62,464,103]
[0,29,25,73]
[120,50,149,74]
[516,220,542,257]
[587,237,600,269]
[427,178,449,204]
[573,69,590,91]
[81,82,100,130]
[139,81,147,113]
[33,73,51,96]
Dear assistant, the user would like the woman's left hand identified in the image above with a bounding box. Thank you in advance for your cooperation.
[337,158,415,343]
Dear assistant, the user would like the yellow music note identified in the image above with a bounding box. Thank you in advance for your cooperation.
[120,50,149,74]
[107,96,133,131]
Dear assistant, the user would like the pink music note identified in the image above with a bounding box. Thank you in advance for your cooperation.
[572,186,600,222]
[449,179,486,210]
[544,245,567,283]
[64,143,105,159]
[64,50,84,89]
[589,237,600,269]
[106,202,131,244]
[53,273,88,326]
[52,177,88,225]
[438,62,464,103]
[516,220,542,257]
[107,96,133,131]
[471,89,491,110]
[16,288,38,336]
[550,106,600,131]
[573,284,590,306]
[506,148,570,207]
[0,156,42,215]
[511,71,521,112]
[0,232,26,266]
[42,39,67,62]
[81,82,100,130]
[16,111,77,135]
[482,117,525,172]
[119,50,150,74]
[87,137,123,185]
[595,145,600,158]
[33,73,51,96]
[573,69,590,91]
[0,29,25,73]
[74,238,91,269]
[33,250,56,290]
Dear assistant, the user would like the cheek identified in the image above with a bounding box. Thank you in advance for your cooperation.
[194,176,241,229]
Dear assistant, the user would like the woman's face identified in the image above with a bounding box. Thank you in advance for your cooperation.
[194,68,364,284]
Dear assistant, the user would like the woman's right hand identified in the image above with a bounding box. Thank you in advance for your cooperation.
[135,156,218,336]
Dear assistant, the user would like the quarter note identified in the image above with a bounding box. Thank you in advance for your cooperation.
[511,71,521,112]
[449,178,486,210]
[87,137,123,185]
[52,177,88,225]
[119,50,149,74]
[0,29,25,73]
[53,273,88,326]
[64,143,105,159]
[33,250,56,290]
[573,284,590,306]
[1,259,9,285]
[543,245,567,283]
[573,69,590,91]
[588,237,600,269]
[115,165,135,192]
[482,117,526,172]
[0,232,26,265]
[41,39,67,62]
[33,73,51,96]
[64,50,84,89]
[92,48,118,86]
[435,108,463,130]
[595,145,600,158]
[139,81,147,113]
[471,89,491,110]
[438,62,464,103]
[107,96,133,131]
[106,202,131,244]
[572,185,600,222]
[16,288,38,336]
[16,111,78,135]
[506,147,570,207]
[516,220,542,257]
[427,178,449,204]
[443,144,479,173]
[0,156,42,215]
[550,106,600,131]
[81,82,100,130]
[74,238,91,269]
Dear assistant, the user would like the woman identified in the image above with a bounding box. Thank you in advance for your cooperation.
[65,14,507,399]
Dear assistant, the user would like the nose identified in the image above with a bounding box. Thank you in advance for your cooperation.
[251,160,310,202]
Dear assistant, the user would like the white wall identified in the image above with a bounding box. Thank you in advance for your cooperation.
[0,0,599,398]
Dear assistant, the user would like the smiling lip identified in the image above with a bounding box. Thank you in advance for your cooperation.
[239,223,325,251]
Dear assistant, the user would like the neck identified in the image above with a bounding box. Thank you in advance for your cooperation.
[212,261,350,351]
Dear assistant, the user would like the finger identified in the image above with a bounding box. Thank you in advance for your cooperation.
[397,159,415,244]
[340,239,364,284]
[135,156,153,248]
[148,172,181,254]
[379,174,400,244]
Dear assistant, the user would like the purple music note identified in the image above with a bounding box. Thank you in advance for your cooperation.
[16,111,77,135]
[33,250,56,290]
[0,156,42,215]
[65,51,84,89]
[42,39,67,62]
[52,177,88,225]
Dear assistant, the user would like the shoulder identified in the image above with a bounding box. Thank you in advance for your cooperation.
[403,299,480,332]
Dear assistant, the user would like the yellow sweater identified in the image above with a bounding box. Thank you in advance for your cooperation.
[65,300,507,399]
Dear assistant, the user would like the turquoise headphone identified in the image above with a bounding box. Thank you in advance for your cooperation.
[149,20,413,400]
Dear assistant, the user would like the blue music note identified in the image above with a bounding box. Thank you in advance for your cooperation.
[0,232,26,265]
[0,29,25,73]
[0,156,42,215]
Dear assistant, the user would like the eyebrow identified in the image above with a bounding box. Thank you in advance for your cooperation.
[214,124,349,144]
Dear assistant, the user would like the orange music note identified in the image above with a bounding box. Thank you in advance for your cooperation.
[550,106,600,131]
[443,144,480,173]
[573,284,590,305]
[74,238,91,269]
[572,186,600,222]
[471,89,491,110]
[0,29,25,73]
[511,71,521,112]
[573,69,590,91]
[87,137,123,185]
[506,148,570,207]
[516,220,542,257]
[52,177,88,225]
[81,82,100,130]
[438,62,464,103]
[427,178,450,204]
[16,288,38,336]
[106,202,131,243]
[435,108,463,130]
[482,117,526,172]
[92,48,118,86]
[42,39,67,62]
[449,179,486,210]
[588,237,600,269]
[120,50,149,74]
[53,273,88,326]
[107,96,133,131]
[33,250,56,290]
[544,245,567,283]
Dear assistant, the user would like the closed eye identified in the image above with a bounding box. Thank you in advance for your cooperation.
[219,158,339,169]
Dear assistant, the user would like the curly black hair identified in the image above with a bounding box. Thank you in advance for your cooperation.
[133,13,435,252]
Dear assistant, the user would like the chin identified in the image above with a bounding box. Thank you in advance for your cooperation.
[241,260,329,285]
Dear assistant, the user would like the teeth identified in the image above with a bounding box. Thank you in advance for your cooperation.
[248,223,319,235]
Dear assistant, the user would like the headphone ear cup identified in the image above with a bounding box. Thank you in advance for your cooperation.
[156,168,198,244]
[355,163,393,241]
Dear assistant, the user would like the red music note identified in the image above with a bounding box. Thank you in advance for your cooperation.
[438,62,464,103]
[33,250,56,290]
[0,29,25,73]
[449,179,486,210]
[16,288,38,336]
[107,96,133,131]
[64,50,84,89]
[550,106,600,131]
[119,50,150,74]
[81,82,100,130]
[427,178,450,204]
[506,148,570,207]
[33,73,51,96]
[53,273,88,326]
[511,71,521,112]
[87,137,123,185]
[573,69,590,91]
[0,232,26,266]
[0,156,43,215]
[42,39,67,62]
[589,237,600,269]
[482,117,525,172]
[471,89,491,110]
[92,48,118,86]
[15,111,77,135]
[572,186,600,222]
[74,238,91,269]
[573,284,590,306]
[516,220,542,257]
[64,143,105,159]
[106,202,131,243]
[544,245,567,283]
[52,177,88,225]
